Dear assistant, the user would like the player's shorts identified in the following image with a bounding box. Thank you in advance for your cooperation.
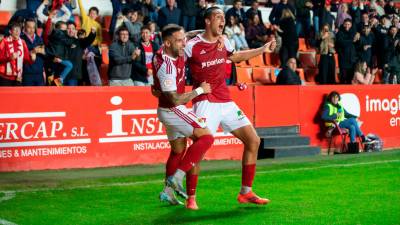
[157,105,207,141]
[193,100,251,134]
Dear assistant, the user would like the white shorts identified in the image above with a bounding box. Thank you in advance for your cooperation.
[157,105,207,141]
[193,100,251,134]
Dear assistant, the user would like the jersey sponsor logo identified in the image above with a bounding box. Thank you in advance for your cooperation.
[201,58,225,69]
[200,49,206,55]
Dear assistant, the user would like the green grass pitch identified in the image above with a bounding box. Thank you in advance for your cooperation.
[0,150,399,225]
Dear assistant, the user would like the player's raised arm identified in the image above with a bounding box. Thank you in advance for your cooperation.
[163,82,211,106]
[228,39,277,63]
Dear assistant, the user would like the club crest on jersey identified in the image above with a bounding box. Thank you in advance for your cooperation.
[164,79,173,87]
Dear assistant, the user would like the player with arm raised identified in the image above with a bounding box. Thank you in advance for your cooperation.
[185,6,276,205]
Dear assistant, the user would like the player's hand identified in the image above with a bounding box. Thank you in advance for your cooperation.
[151,85,161,98]
[263,40,276,53]
[53,57,62,63]
[200,82,211,94]
[91,27,97,34]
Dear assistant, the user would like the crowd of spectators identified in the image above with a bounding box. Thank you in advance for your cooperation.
[0,0,399,86]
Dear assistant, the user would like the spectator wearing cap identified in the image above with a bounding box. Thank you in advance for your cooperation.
[0,22,36,86]
[157,0,181,30]
[21,18,46,86]
[336,18,358,84]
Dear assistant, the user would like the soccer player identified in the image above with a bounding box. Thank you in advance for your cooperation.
[154,24,214,210]
[185,6,276,205]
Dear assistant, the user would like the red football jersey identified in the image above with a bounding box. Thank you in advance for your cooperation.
[153,48,186,108]
[185,34,235,103]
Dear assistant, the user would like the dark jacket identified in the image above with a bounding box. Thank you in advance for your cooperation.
[357,32,375,67]
[245,8,263,25]
[177,0,197,16]
[131,41,159,83]
[335,25,358,69]
[66,32,96,80]
[383,33,400,66]
[278,17,298,46]
[195,4,207,30]
[269,2,296,25]
[319,8,335,30]
[295,0,312,18]
[226,7,247,25]
[21,33,44,76]
[108,40,135,80]
[276,68,301,85]
[157,6,181,30]
[47,29,74,59]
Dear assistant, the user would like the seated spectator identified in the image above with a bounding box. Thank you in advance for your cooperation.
[108,27,140,86]
[132,25,160,86]
[157,0,181,30]
[225,15,249,50]
[277,8,298,67]
[36,0,71,25]
[317,23,336,84]
[246,13,269,48]
[0,22,36,86]
[276,58,302,85]
[321,91,373,144]
[352,60,376,84]
[21,18,46,86]
[47,21,74,85]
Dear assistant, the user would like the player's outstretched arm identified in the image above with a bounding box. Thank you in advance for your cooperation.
[228,40,276,63]
[164,82,211,106]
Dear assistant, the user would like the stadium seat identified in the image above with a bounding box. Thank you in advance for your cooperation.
[235,60,249,67]
[103,16,112,32]
[0,11,11,26]
[264,53,280,66]
[269,67,281,83]
[74,15,81,29]
[298,50,317,68]
[101,44,109,65]
[236,67,254,84]
[252,67,273,84]
[298,38,308,51]
[296,68,306,82]
[248,54,265,67]
[373,69,383,84]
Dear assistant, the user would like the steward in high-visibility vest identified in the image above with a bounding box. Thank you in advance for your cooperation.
[324,101,345,128]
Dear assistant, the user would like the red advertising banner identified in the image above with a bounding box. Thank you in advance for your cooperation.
[0,87,252,172]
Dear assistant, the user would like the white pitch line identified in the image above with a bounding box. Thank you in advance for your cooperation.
[0,191,17,225]
[6,159,400,194]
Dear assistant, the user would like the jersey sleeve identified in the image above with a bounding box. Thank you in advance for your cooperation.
[224,36,235,56]
[156,59,177,92]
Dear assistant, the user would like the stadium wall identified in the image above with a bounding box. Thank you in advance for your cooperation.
[0,85,399,172]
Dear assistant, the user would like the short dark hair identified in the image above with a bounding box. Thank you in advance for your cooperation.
[67,21,76,27]
[141,25,151,32]
[161,24,183,41]
[204,6,223,20]
[89,7,99,15]
[55,21,67,29]
[117,26,129,34]
[24,18,36,25]
[327,91,341,102]
[233,0,242,4]
[9,21,22,30]
[343,18,352,24]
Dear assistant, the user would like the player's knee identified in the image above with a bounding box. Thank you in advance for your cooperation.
[193,127,212,138]
[244,135,261,148]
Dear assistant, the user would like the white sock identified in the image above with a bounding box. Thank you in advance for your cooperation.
[174,169,186,181]
[240,186,252,194]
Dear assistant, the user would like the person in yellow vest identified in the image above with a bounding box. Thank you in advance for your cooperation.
[321,91,373,143]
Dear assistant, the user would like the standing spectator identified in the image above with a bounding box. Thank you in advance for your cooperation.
[21,18,46,86]
[357,12,370,32]
[352,60,376,84]
[383,25,400,84]
[195,0,208,30]
[136,0,156,25]
[66,22,96,86]
[317,23,336,84]
[335,3,352,29]
[295,0,313,44]
[276,58,302,85]
[384,0,397,16]
[336,18,358,84]
[26,0,43,14]
[269,0,296,26]
[77,0,102,47]
[370,0,385,16]
[226,0,247,27]
[226,15,249,50]
[374,15,389,69]
[357,24,374,68]
[123,10,144,44]
[36,0,72,25]
[246,13,270,48]
[312,0,325,38]
[349,0,362,26]
[157,0,182,30]
[0,22,36,86]
[132,25,160,86]
[108,27,140,86]
[177,0,197,32]
[47,21,74,85]
[320,2,335,31]
[392,16,400,30]
[277,8,298,68]
[153,0,167,21]
[148,21,162,47]
[245,0,264,26]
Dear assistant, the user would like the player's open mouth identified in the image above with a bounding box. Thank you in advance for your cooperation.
[218,25,224,30]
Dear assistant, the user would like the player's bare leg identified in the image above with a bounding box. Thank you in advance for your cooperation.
[231,125,270,205]
[167,128,213,199]
[160,137,186,205]
[186,165,200,210]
